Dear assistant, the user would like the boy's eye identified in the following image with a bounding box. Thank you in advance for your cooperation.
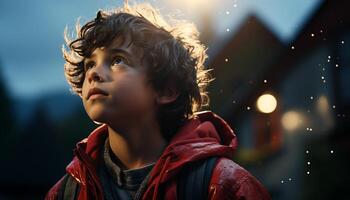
[85,61,96,71]
[112,56,126,66]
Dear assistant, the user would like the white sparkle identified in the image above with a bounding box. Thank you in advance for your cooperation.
[306,128,309,131]
[323,80,326,83]
[330,150,334,154]
[226,11,230,15]
[333,105,336,109]
[225,58,229,62]
[291,46,295,50]
[233,4,237,8]
[328,56,331,59]
[263,80,267,83]
[311,33,315,37]
[310,128,313,131]
[322,68,325,71]
[247,106,251,110]
[306,150,309,154]
[289,178,292,181]
[307,161,311,165]
[307,171,310,175]
[226,28,230,32]
[341,41,344,44]
[327,59,330,62]
[336,64,339,67]
[310,96,314,100]
[321,76,325,79]
[320,30,323,33]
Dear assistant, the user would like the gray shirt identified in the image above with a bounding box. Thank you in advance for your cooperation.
[100,138,155,200]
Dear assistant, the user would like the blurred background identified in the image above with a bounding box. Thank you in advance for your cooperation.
[1,0,349,199]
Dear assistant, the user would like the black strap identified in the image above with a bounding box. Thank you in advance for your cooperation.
[177,157,218,200]
[56,174,69,199]
[63,175,79,200]
[56,174,79,200]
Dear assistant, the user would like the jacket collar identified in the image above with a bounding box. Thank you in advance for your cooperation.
[65,111,237,199]
[146,111,237,185]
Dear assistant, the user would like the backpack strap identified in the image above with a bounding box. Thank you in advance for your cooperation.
[55,173,79,200]
[63,174,79,200]
[177,157,218,200]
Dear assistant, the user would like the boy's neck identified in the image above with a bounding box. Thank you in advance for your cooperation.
[107,122,167,170]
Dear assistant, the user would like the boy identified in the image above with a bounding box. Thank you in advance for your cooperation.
[46,2,271,200]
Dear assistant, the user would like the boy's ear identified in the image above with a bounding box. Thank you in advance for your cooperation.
[155,79,180,105]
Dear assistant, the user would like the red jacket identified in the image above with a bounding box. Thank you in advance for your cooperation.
[46,111,271,200]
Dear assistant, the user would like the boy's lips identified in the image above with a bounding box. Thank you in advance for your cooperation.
[87,87,108,100]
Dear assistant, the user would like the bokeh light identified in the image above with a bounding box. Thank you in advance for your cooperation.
[256,93,277,113]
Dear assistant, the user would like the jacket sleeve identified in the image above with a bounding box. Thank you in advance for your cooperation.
[208,158,271,200]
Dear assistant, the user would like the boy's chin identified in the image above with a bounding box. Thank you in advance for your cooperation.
[88,116,106,125]
[92,120,104,125]
[86,110,108,125]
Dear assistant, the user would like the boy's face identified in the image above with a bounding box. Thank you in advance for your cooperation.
[81,36,158,125]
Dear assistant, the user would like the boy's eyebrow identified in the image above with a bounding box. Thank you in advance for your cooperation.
[84,47,135,63]
[109,48,132,57]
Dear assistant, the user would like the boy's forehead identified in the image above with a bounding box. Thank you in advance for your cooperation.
[91,35,143,58]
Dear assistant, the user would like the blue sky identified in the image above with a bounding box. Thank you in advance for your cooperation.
[0,0,322,98]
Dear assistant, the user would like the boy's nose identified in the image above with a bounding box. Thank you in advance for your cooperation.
[87,65,106,83]
[90,71,102,82]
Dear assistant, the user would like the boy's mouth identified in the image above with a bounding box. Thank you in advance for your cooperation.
[87,87,108,100]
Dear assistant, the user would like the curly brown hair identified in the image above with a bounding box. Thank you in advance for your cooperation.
[63,3,213,140]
